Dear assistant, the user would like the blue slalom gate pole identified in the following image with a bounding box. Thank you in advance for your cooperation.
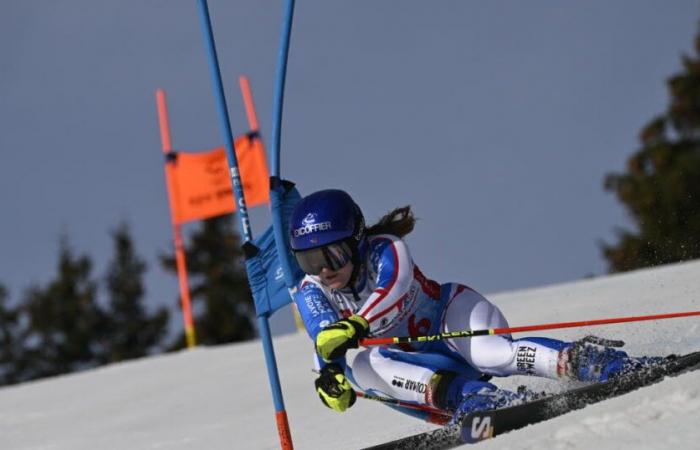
[194,1,293,448]
[270,0,298,290]
[271,0,295,177]
[195,0,252,242]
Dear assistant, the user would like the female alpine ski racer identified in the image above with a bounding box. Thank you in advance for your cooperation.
[290,189,653,419]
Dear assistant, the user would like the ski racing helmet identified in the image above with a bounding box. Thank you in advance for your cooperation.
[289,189,365,275]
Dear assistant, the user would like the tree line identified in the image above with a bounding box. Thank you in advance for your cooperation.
[0,215,255,387]
[602,28,700,271]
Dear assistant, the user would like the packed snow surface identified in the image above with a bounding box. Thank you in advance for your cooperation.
[1,260,699,449]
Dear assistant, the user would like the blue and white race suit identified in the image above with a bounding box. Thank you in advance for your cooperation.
[294,234,568,413]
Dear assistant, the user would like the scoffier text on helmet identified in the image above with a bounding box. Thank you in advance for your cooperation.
[293,221,332,237]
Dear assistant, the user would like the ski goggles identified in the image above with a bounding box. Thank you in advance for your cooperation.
[293,241,353,275]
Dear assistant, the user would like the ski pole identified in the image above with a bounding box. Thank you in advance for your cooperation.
[310,369,452,424]
[360,310,700,347]
[355,391,452,424]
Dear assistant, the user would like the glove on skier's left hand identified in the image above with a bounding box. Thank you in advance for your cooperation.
[315,363,356,412]
[315,315,369,361]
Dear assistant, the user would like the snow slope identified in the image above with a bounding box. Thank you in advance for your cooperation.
[1,260,699,449]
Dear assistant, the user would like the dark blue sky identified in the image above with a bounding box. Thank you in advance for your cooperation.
[1,1,698,334]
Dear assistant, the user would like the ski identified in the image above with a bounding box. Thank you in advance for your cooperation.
[362,350,700,449]
[460,349,700,443]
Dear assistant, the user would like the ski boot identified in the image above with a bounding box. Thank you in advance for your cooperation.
[429,371,537,423]
[560,335,666,382]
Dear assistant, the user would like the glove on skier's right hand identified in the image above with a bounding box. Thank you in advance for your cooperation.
[315,315,369,362]
[315,363,356,412]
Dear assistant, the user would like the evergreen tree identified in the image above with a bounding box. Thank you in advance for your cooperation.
[162,215,256,348]
[21,238,109,380]
[103,223,169,362]
[0,283,23,385]
[603,29,700,272]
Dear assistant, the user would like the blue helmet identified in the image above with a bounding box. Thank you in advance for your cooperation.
[289,189,365,251]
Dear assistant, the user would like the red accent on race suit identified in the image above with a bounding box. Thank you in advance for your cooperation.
[409,314,431,336]
[361,240,400,322]
[368,293,407,325]
[397,313,433,352]
[364,288,390,316]
[413,266,440,300]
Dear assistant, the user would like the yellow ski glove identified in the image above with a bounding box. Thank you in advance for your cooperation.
[315,363,356,412]
[315,315,370,361]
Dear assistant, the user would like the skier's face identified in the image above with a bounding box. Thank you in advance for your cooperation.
[319,262,353,289]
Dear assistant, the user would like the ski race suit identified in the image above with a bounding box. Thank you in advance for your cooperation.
[294,233,571,418]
